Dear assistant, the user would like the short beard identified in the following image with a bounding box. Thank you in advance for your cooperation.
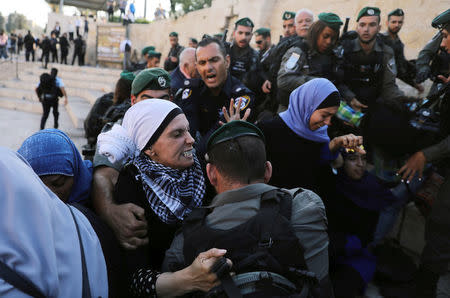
[388,27,400,35]
[358,34,377,45]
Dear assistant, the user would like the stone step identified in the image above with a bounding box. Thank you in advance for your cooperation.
[0,96,81,128]
[0,107,86,152]
[17,61,122,76]
[4,75,114,94]
[68,96,93,129]
[0,83,104,106]
[0,97,41,114]
[21,68,118,85]
[0,87,36,101]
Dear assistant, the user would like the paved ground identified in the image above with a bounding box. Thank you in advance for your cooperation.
[0,107,86,152]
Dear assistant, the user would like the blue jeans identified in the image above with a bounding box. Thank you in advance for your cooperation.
[0,46,8,59]
[373,174,423,244]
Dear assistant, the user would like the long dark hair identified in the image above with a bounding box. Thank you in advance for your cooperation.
[113,78,132,105]
[306,20,339,53]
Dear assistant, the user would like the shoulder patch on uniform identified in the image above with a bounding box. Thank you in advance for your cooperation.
[234,95,251,110]
[184,80,190,86]
[387,57,397,75]
[182,89,192,100]
[285,52,300,70]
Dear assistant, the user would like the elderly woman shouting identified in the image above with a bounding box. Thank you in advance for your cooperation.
[98,99,222,296]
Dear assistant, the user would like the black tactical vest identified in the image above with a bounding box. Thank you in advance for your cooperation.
[182,189,308,281]
[430,49,450,80]
[299,42,337,82]
[230,46,258,81]
[342,39,384,106]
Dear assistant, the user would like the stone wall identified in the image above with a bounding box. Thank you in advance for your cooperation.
[48,0,448,67]
[129,0,448,62]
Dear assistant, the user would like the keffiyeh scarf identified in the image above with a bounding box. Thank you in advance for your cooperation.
[133,153,205,224]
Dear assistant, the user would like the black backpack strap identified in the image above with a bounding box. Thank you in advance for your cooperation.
[0,261,46,298]
[211,257,243,298]
[68,204,92,298]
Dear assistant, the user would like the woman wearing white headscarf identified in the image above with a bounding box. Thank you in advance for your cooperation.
[0,146,228,297]
[98,99,216,296]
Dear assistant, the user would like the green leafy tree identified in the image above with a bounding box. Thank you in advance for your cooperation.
[6,12,29,33]
[0,13,5,31]
[170,0,212,14]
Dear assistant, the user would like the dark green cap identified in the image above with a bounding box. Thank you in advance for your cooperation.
[318,12,343,31]
[141,46,155,56]
[147,50,161,58]
[235,17,254,28]
[388,8,404,17]
[190,37,198,44]
[213,33,223,39]
[120,70,136,82]
[169,31,178,37]
[131,68,171,96]
[432,9,450,29]
[357,7,381,21]
[282,11,296,20]
[207,121,265,152]
[254,27,270,36]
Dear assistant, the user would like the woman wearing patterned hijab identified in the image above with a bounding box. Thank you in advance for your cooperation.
[97,98,207,296]
[258,78,364,194]
[18,129,93,205]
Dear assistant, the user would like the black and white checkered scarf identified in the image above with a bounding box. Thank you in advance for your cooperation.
[132,153,205,224]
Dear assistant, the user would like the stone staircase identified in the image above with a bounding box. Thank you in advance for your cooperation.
[0,59,121,151]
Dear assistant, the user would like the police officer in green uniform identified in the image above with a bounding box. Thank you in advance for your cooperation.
[146,50,162,68]
[277,12,343,111]
[399,10,450,298]
[133,46,155,70]
[255,28,274,62]
[339,7,404,111]
[416,9,450,97]
[282,11,296,39]
[259,9,314,114]
[164,32,184,72]
[175,37,254,155]
[252,28,277,120]
[229,18,260,82]
[379,8,424,93]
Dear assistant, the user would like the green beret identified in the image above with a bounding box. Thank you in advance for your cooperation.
[357,7,381,21]
[131,68,171,96]
[432,9,450,29]
[318,12,343,31]
[388,8,404,17]
[141,46,155,56]
[213,33,223,39]
[282,11,296,20]
[120,70,136,82]
[147,50,161,58]
[235,17,254,28]
[207,121,265,152]
[254,27,270,36]
[169,32,178,37]
[190,38,198,44]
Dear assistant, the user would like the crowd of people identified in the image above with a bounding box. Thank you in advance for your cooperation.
[1,5,450,298]
[107,0,136,24]
[17,20,87,68]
